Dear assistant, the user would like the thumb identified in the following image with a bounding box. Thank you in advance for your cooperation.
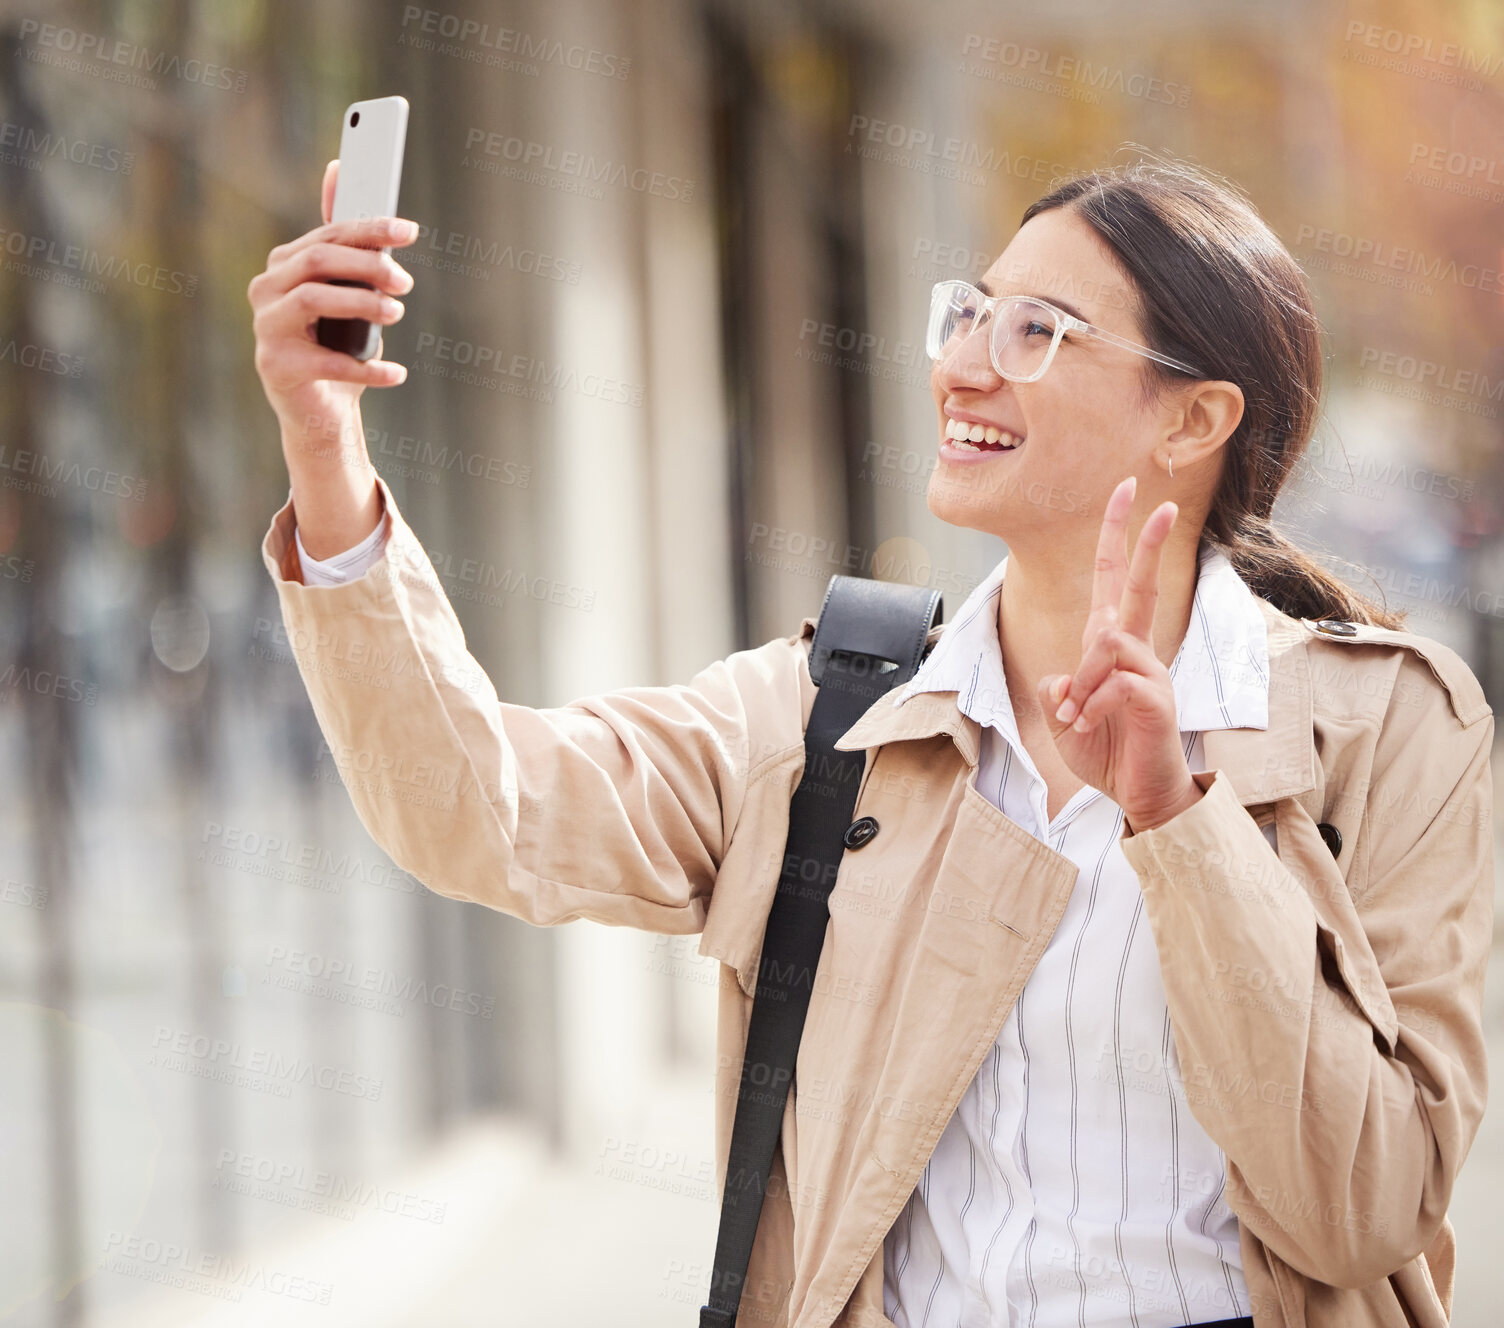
[1037,674,1074,740]
[320,159,338,226]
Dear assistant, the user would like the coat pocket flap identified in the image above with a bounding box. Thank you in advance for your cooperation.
[1313,917,1399,1057]
[1277,800,1400,1055]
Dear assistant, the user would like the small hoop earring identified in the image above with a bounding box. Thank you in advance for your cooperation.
[1168,454,1174,479]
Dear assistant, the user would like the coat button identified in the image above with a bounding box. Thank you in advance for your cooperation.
[843,816,880,850]
[1313,618,1358,636]
[1317,822,1342,857]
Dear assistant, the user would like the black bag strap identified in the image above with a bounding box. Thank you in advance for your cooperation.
[699,574,942,1328]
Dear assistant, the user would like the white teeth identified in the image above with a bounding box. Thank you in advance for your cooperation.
[943,417,1025,452]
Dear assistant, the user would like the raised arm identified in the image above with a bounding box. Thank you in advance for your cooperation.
[262,473,811,932]
[251,163,814,933]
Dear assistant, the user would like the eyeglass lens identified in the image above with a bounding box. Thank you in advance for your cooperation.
[926,285,1060,380]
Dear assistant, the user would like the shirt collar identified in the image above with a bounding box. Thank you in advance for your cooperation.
[893,543,1270,737]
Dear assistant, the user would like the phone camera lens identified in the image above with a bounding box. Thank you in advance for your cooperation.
[349,111,360,127]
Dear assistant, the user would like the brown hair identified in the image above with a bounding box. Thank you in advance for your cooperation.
[1021,152,1406,629]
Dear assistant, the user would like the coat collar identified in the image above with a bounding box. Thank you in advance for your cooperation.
[830,594,1317,808]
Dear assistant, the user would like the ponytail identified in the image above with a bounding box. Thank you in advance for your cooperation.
[1023,152,1405,631]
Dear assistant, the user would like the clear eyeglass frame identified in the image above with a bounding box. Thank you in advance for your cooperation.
[926,279,1205,383]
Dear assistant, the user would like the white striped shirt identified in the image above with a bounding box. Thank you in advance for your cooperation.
[882,543,1271,1328]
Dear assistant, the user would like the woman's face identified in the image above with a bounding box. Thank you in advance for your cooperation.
[926,206,1183,542]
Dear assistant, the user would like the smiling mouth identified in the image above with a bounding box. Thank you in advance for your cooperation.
[944,417,1024,452]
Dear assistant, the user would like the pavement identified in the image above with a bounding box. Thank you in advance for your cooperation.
[83,972,1504,1327]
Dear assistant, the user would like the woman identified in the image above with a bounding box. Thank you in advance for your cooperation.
[248,157,1494,1327]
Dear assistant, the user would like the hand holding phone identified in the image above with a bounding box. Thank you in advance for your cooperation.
[247,88,417,481]
[315,96,410,361]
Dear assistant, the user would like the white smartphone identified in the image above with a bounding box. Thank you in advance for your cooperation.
[315,95,409,361]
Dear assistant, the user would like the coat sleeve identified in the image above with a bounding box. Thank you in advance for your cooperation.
[260,473,808,934]
[1118,654,1495,1290]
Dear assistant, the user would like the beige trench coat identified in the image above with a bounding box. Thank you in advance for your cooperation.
[263,474,1495,1328]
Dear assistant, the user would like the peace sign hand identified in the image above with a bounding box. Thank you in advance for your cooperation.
[1034,475,1204,834]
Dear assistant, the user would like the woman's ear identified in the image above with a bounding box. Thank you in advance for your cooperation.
[1164,379,1244,467]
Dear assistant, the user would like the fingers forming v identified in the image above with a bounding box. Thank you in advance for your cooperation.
[1119,498,1178,641]
[1089,476,1137,639]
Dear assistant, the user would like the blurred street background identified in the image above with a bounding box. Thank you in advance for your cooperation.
[0,0,1501,1323]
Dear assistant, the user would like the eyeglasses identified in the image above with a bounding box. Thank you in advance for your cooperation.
[925,279,1204,383]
